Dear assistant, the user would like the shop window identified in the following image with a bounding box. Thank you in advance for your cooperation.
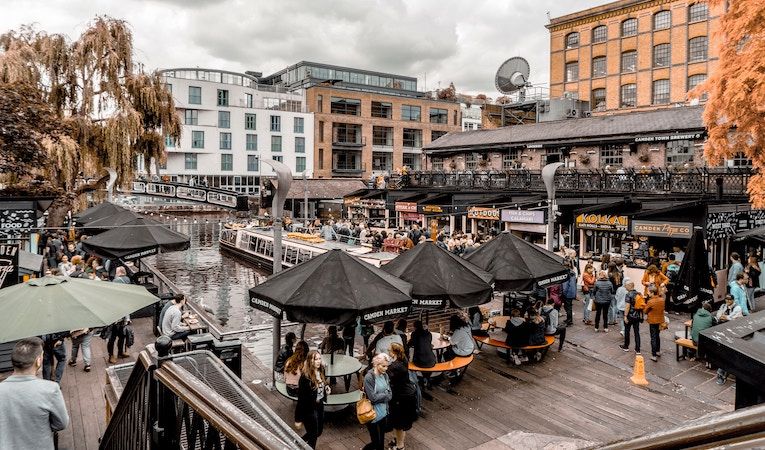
[592,26,607,43]
[666,140,694,166]
[545,149,562,164]
[600,144,623,167]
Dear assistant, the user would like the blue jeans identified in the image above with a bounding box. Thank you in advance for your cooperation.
[582,294,592,322]
[43,343,66,383]
[617,310,625,333]
[608,298,617,324]
[70,331,93,366]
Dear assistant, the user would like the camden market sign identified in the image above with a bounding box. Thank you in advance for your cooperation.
[575,213,629,232]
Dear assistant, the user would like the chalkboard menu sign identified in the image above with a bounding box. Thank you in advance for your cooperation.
[0,244,19,289]
[0,209,36,240]
[706,210,765,239]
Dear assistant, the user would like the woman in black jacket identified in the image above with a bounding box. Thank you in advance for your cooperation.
[407,320,436,389]
[387,343,418,450]
[295,350,329,449]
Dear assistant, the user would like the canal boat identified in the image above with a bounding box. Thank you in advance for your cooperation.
[219,227,398,271]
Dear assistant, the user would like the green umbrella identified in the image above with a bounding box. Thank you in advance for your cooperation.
[0,276,159,343]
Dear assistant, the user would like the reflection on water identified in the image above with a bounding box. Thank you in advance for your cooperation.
[146,214,270,332]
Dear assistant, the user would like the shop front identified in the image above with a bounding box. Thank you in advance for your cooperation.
[343,190,390,226]
[394,201,423,228]
[501,209,546,245]
[467,206,500,236]
[629,219,693,266]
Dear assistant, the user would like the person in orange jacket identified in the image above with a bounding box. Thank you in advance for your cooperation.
[641,265,669,296]
[581,264,596,325]
[644,284,666,362]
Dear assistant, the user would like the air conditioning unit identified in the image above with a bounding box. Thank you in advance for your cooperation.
[583,111,593,118]
[566,109,578,118]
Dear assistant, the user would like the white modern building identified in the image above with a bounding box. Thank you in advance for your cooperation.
[158,68,314,195]
[461,103,482,131]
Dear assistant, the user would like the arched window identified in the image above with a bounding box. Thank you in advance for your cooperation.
[592,57,607,77]
[565,32,580,49]
[688,3,708,22]
[688,73,707,91]
[653,10,671,30]
[621,50,637,72]
[591,88,606,112]
[592,26,608,43]
[688,36,708,62]
[621,18,638,37]
[620,84,637,108]
[653,43,671,67]
[565,61,579,82]
[652,79,670,104]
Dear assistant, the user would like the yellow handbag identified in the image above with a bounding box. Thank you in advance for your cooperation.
[356,392,376,424]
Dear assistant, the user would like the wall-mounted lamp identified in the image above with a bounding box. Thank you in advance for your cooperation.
[520,153,530,159]
[649,147,660,152]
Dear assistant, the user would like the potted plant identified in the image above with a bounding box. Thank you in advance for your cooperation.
[448,160,457,170]
[579,155,591,166]
[478,157,489,168]
[638,152,650,163]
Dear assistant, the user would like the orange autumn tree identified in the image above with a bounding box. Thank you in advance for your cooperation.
[695,0,765,207]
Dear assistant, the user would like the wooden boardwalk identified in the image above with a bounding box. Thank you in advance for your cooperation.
[43,316,728,450]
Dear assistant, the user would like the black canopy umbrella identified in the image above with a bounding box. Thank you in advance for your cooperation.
[249,248,412,325]
[671,227,714,312]
[74,202,127,225]
[81,217,190,260]
[381,241,494,309]
[79,209,143,232]
[465,231,569,291]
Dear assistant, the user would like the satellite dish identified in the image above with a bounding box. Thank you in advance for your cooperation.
[495,57,531,94]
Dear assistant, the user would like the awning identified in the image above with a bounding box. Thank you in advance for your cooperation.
[733,225,765,244]
[286,178,367,200]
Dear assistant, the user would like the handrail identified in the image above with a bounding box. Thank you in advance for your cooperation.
[99,352,154,450]
[595,402,765,449]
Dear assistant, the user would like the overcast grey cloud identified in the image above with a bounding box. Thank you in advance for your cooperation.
[1,0,604,96]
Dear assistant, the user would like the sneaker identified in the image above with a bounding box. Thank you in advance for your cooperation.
[619,331,625,337]
[635,350,641,354]
[68,360,77,367]
[604,328,609,333]
[512,354,521,365]
[716,376,725,385]
[650,355,658,362]
[108,355,117,364]
[118,353,130,359]
[619,345,630,352]
[656,351,661,356]
[594,328,599,332]
[84,365,91,372]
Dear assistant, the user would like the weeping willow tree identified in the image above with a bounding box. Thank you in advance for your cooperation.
[0,17,180,223]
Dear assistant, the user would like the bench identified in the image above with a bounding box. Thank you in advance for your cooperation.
[675,337,697,361]
[475,336,555,363]
[274,381,361,406]
[409,355,474,383]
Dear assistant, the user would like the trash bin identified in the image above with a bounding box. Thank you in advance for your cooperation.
[187,333,215,352]
[212,339,242,378]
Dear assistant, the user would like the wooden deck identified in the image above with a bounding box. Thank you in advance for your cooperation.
[43,315,732,450]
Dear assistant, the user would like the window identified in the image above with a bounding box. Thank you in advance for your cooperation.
[246,134,257,151]
[295,156,306,172]
[621,18,637,37]
[273,155,283,163]
[688,3,708,22]
[371,101,392,118]
[429,108,448,124]
[592,26,607,43]
[270,115,281,132]
[165,83,172,94]
[245,113,256,130]
[220,154,233,171]
[372,152,392,172]
[402,128,422,148]
[295,137,305,153]
[330,97,361,115]
[565,32,579,48]
[317,95,323,113]
[191,130,204,148]
[454,110,458,126]
[688,73,707,91]
[217,89,229,106]
[245,93,253,108]
[729,153,751,167]
[431,130,447,142]
[653,43,671,67]
[565,61,579,82]
[600,145,623,167]
[219,132,232,150]
[592,57,607,77]
[620,84,637,108]
[333,123,362,144]
[401,105,421,121]
[188,86,201,104]
[654,10,671,30]
[430,157,443,171]
[271,136,282,152]
[247,155,259,172]
[184,109,198,125]
[402,153,421,171]
[318,148,324,170]
[373,126,393,146]
[503,150,521,170]
[466,153,481,170]
[184,153,197,170]
[165,135,175,147]
[666,140,694,165]
[591,88,607,112]
[653,79,670,104]
[688,36,708,62]
[621,50,637,73]
[318,121,324,142]
[294,117,304,133]
[218,111,230,128]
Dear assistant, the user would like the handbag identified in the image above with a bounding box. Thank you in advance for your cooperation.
[659,313,670,331]
[356,392,377,424]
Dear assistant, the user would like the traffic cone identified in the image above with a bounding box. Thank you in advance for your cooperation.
[630,354,649,386]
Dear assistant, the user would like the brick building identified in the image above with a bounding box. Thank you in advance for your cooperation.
[259,62,461,179]
[547,0,722,114]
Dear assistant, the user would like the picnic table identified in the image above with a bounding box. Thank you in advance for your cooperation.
[322,354,362,391]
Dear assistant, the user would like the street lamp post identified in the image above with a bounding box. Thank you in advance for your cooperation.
[542,162,565,252]
[260,160,292,388]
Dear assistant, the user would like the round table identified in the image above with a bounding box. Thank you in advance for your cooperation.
[407,332,451,361]
[322,353,362,392]
[488,315,510,330]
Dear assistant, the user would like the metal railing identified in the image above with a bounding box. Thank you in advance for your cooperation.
[100,347,309,450]
[391,167,752,196]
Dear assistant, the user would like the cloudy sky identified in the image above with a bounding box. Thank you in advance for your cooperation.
[2,0,603,96]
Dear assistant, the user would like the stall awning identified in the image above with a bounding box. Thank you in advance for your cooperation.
[632,200,706,223]
[733,225,765,244]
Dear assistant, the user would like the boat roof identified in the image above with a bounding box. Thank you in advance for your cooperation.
[240,228,397,261]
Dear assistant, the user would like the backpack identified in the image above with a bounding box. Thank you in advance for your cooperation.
[541,308,552,330]
[627,292,645,322]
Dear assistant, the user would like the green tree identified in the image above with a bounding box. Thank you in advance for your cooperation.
[0,17,180,221]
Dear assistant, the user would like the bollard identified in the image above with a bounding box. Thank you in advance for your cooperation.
[630,354,649,386]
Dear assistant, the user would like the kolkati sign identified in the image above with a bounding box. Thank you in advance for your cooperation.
[395,202,418,213]
[501,209,545,224]
[467,207,500,221]
[575,214,629,232]
[632,220,693,239]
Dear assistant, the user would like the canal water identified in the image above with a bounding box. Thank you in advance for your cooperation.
[145,213,271,333]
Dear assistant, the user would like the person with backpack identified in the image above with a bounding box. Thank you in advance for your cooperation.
[581,263,596,325]
[387,343,418,450]
[645,285,666,362]
[620,281,644,353]
[562,265,578,326]
[592,270,615,332]
[542,298,566,351]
